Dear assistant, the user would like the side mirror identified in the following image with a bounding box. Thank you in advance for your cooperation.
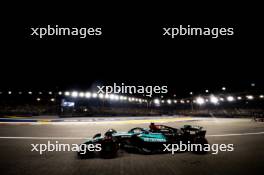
[93,133,101,138]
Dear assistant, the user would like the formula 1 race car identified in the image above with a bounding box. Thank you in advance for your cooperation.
[77,123,207,158]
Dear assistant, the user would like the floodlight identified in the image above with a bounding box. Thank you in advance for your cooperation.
[174,100,177,103]
[180,100,185,104]
[8,91,12,95]
[99,93,104,99]
[65,91,70,96]
[110,94,115,100]
[36,98,41,101]
[222,87,226,91]
[205,89,209,93]
[85,92,91,98]
[58,91,62,95]
[246,95,254,100]
[210,95,219,104]
[79,92,84,97]
[49,91,52,95]
[227,96,234,102]
[114,95,119,100]
[196,97,205,105]
[28,91,32,95]
[92,93,98,98]
[237,96,242,100]
[71,91,78,98]
[167,99,172,104]
[50,98,55,102]
[260,95,264,98]
[220,97,225,101]
[154,99,160,106]
[104,94,109,99]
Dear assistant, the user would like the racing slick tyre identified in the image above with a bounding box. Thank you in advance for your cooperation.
[77,144,95,159]
[100,141,119,158]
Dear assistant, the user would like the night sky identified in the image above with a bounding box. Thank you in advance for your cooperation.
[1,2,263,95]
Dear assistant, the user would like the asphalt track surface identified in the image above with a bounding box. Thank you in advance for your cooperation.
[0,117,264,175]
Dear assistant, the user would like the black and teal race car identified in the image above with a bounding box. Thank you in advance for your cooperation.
[77,123,207,158]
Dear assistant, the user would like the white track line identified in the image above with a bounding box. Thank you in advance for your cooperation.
[0,137,89,140]
[0,131,264,139]
[207,131,264,137]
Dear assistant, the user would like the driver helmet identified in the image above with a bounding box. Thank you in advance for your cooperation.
[105,129,117,137]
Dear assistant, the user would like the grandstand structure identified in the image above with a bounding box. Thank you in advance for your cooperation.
[0,88,263,117]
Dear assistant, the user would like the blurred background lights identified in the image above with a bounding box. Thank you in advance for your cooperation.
[71,91,78,98]
[104,94,109,99]
[98,93,104,99]
[210,95,219,104]
[227,96,234,102]
[85,92,91,98]
[92,93,97,98]
[154,99,160,105]
[79,92,84,97]
[246,95,254,100]
[196,97,205,105]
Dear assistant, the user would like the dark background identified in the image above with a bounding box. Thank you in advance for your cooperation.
[1,1,263,95]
